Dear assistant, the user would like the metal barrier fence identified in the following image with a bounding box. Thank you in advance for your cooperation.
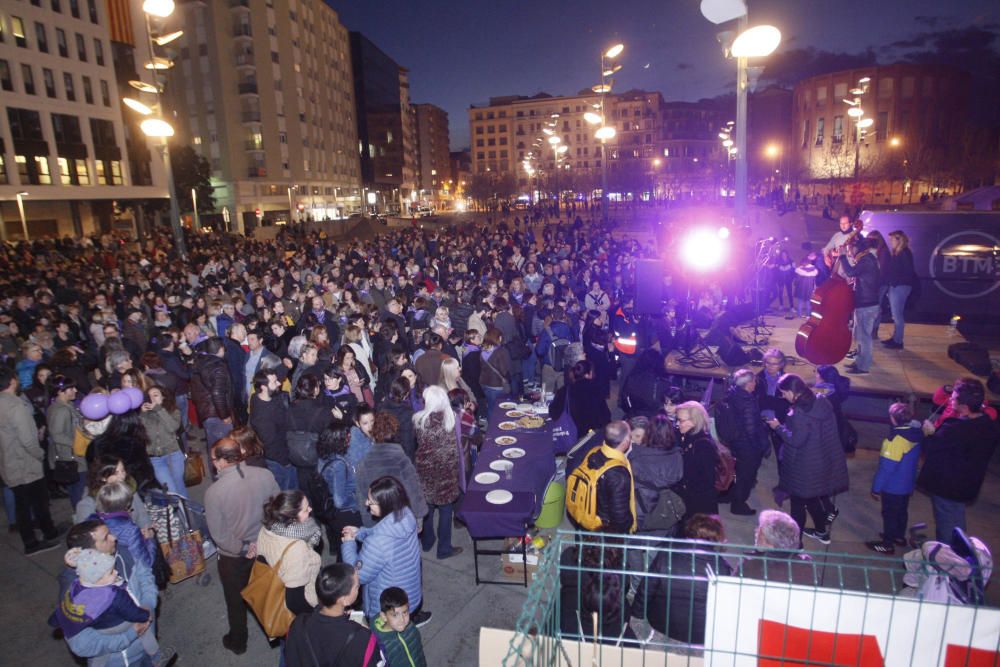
[502,530,998,667]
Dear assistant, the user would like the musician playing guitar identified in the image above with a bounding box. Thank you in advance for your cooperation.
[834,236,881,375]
[824,215,861,277]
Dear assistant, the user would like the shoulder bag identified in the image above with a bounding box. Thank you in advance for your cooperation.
[241,541,297,639]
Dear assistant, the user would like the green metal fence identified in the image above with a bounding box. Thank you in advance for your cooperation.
[501,530,998,667]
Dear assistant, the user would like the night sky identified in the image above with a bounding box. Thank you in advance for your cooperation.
[327,0,998,150]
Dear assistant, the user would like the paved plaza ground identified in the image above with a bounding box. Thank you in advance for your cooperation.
[3,206,998,665]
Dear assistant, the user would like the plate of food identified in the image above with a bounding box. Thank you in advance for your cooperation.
[489,460,513,472]
[474,472,500,485]
[517,415,545,429]
[495,435,518,446]
[502,447,526,459]
[499,401,517,409]
[486,490,513,505]
[498,421,518,431]
[516,403,533,412]
[505,410,525,418]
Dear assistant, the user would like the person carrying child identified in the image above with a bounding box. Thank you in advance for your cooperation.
[50,548,174,667]
[866,403,922,554]
[373,587,427,667]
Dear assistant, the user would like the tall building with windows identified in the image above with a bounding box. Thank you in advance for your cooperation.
[163,0,361,231]
[350,32,418,215]
[792,63,969,200]
[413,103,449,206]
[469,90,666,198]
[0,0,168,239]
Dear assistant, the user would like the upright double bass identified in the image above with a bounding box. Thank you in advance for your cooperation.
[795,221,863,365]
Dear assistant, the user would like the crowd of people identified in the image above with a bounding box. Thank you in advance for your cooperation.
[0,209,995,664]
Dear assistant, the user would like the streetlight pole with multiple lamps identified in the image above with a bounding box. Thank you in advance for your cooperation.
[121,0,187,257]
[583,43,624,225]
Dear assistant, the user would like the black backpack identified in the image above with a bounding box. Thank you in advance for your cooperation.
[545,326,571,372]
[712,397,740,447]
[300,459,338,523]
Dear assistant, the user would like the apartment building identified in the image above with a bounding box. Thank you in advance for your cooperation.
[0,0,168,239]
[414,103,450,205]
[164,0,361,230]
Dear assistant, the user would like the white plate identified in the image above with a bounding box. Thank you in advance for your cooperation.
[485,489,513,505]
[498,401,517,409]
[495,435,518,446]
[505,410,525,418]
[502,447,526,459]
[475,471,500,484]
[490,460,514,472]
[498,421,518,430]
[517,403,533,412]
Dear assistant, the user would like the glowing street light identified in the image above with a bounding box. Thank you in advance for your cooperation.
[591,84,612,94]
[857,118,874,129]
[583,112,603,125]
[144,57,173,70]
[889,137,901,147]
[605,43,624,59]
[141,0,175,17]
[152,30,183,46]
[595,126,616,141]
[847,106,864,118]
[128,80,159,93]
[139,118,174,137]
[730,25,782,57]
[123,98,153,115]
[765,144,780,157]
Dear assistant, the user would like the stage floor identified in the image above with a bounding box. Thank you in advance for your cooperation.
[664,316,994,402]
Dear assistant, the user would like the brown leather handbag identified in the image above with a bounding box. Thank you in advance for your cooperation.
[240,541,296,639]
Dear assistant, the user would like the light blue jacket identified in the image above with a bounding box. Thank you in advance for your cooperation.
[347,426,374,469]
[341,508,422,620]
[60,547,158,666]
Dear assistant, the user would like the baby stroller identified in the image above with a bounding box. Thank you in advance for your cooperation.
[902,527,992,605]
[146,490,217,588]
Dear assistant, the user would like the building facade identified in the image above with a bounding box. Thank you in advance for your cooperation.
[792,63,970,202]
[164,0,361,231]
[0,0,168,239]
[413,103,449,206]
[350,32,417,215]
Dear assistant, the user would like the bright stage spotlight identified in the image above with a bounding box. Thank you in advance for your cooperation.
[681,228,728,272]
[717,227,731,240]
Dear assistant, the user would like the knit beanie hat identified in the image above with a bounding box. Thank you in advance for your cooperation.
[76,549,116,585]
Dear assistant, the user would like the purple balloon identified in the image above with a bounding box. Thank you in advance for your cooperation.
[108,391,133,415]
[123,387,144,410]
[80,393,110,421]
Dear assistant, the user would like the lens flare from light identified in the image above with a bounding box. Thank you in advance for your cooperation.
[681,228,728,272]
[717,227,731,240]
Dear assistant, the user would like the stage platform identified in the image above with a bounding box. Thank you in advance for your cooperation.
[664,316,995,405]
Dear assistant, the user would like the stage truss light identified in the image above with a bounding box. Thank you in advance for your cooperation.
[681,228,728,272]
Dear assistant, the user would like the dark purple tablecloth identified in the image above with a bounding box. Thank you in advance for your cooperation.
[458,403,556,539]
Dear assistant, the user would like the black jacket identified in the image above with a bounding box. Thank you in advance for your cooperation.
[190,353,234,422]
[887,247,917,288]
[629,446,683,531]
[619,369,666,418]
[726,387,770,454]
[917,414,1000,503]
[674,431,719,518]
[630,548,732,644]
[249,392,290,465]
[839,251,880,308]
[774,396,849,498]
[157,349,191,395]
[754,370,790,423]
[288,397,334,435]
[379,398,416,461]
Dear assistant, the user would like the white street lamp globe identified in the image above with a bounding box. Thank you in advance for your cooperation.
[604,44,624,59]
[595,126,616,140]
[556,145,568,154]
[700,0,747,25]
[722,138,734,147]
[731,25,781,58]
[547,136,561,145]
[128,80,159,93]
[847,107,864,118]
[857,118,874,129]
[123,98,153,115]
[142,0,175,18]
[591,84,612,94]
[542,128,554,136]
[144,57,173,70]
[140,118,175,137]
[583,112,603,125]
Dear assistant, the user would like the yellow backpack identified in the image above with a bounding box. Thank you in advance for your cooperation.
[565,446,628,531]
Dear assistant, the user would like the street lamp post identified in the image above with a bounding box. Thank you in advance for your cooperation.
[589,43,624,225]
[191,187,200,232]
[287,185,297,224]
[123,0,186,257]
[15,191,29,241]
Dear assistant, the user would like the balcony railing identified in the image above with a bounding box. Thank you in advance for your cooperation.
[234,53,255,67]
[238,82,258,95]
[247,166,266,178]
[229,0,249,9]
[244,141,264,151]
[241,111,261,123]
[233,25,252,38]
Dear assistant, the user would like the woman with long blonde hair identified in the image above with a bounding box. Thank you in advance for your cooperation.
[885,230,916,349]
[438,358,476,411]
